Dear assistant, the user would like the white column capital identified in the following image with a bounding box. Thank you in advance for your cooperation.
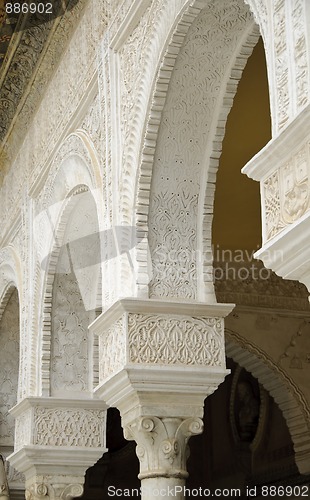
[124,416,203,481]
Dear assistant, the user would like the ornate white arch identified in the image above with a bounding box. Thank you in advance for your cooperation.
[226,329,310,475]
[132,0,263,300]
[0,246,22,320]
[30,133,103,396]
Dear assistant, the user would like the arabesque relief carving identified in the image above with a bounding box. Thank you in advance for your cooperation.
[263,138,310,240]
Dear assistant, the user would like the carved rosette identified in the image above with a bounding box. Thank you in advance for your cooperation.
[124,416,203,480]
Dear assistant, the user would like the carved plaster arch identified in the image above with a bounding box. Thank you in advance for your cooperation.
[38,183,102,396]
[0,247,21,455]
[226,328,310,475]
[133,0,264,300]
[31,133,103,396]
[0,246,22,320]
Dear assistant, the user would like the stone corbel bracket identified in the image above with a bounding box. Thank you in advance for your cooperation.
[7,397,107,482]
[242,104,310,292]
[90,298,234,425]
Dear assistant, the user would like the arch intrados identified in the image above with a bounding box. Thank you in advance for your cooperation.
[0,247,22,321]
[226,329,310,475]
[39,184,101,396]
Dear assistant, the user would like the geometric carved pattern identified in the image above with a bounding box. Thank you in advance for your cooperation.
[34,407,105,447]
[128,314,225,367]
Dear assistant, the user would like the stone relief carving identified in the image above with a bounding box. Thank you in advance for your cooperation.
[273,0,290,131]
[292,0,308,110]
[263,138,310,241]
[0,454,9,499]
[15,408,32,451]
[51,261,90,395]
[34,407,105,447]
[148,0,253,299]
[98,317,126,380]
[263,171,284,239]
[128,313,225,367]
[25,478,84,500]
[80,92,102,157]
[0,0,107,241]
[0,289,19,446]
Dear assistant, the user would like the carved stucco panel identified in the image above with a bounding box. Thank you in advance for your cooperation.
[0,0,107,240]
[33,407,106,448]
[292,0,308,110]
[128,313,225,367]
[51,257,90,396]
[273,0,290,131]
[14,408,32,451]
[98,316,126,381]
[0,289,19,446]
[80,92,102,159]
[263,138,310,241]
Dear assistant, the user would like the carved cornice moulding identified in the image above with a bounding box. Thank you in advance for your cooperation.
[109,0,153,50]
[254,212,310,293]
[89,297,235,334]
[243,104,310,247]
[94,365,230,421]
[7,445,105,478]
[9,397,106,416]
[242,103,310,181]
